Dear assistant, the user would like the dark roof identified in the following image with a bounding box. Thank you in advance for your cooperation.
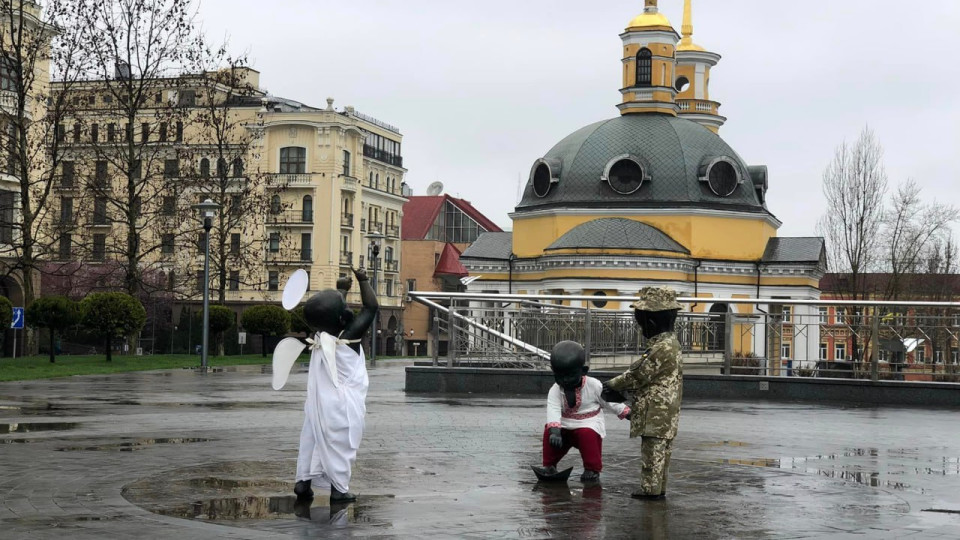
[516,114,770,215]
[402,195,502,240]
[433,243,468,277]
[546,218,689,254]
[460,232,514,260]
[762,237,825,264]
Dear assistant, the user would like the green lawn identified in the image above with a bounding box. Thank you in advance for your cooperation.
[0,353,280,382]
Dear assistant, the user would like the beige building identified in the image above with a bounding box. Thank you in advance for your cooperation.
[48,68,407,346]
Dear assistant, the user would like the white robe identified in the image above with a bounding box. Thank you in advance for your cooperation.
[296,334,369,493]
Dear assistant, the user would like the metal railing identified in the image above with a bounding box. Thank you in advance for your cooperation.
[341,213,354,228]
[267,209,313,225]
[407,292,960,382]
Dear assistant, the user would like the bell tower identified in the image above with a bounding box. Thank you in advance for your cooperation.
[674,0,726,132]
[618,0,679,116]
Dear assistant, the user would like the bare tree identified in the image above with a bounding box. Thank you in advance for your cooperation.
[882,179,957,300]
[0,0,94,355]
[817,126,889,372]
[69,0,205,297]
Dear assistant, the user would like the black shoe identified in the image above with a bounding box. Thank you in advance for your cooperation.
[294,480,314,500]
[580,470,600,482]
[631,491,666,500]
[330,487,357,503]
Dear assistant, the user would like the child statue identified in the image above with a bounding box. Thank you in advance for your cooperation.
[602,287,683,500]
[533,341,631,483]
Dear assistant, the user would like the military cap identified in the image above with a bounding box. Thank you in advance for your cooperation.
[630,287,682,312]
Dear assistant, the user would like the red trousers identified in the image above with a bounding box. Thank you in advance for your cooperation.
[542,427,603,472]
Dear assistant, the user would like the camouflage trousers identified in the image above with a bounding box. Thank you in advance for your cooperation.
[639,437,673,495]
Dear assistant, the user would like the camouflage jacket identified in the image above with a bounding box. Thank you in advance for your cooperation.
[607,332,683,439]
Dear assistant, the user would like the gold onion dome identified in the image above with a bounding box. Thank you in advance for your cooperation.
[626,11,673,30]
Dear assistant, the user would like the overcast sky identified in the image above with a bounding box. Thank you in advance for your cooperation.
[196,0,960,238]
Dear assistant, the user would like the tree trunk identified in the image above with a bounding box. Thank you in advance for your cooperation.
[49,330,55,364]
[217,333,224,357]
[105,337,112,362]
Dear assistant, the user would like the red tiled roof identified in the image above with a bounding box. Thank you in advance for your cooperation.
[433,243,468,277]
[402,195,502,240]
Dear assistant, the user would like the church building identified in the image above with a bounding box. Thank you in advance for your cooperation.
[460,0,826,360]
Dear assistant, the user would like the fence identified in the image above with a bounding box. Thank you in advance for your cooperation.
[408,292,960,383]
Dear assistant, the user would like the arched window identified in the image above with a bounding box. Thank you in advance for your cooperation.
[302,195,313,222]
[636,48,652,87]
[216,157,228,179]
[270,195,281,214]
[200,158,210,178]
[384,246,394,262]
[232,158,244,178]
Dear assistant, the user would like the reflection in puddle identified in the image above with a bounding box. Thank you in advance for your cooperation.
[156,494,378,526]
[0,422,78,434]
[57,437,212,452]
[0,438,35,444]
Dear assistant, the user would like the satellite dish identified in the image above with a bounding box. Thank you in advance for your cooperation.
[282,269,310,310]
[427,181,444,196]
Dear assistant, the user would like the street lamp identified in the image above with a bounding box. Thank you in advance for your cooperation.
[193,199,220,369]
[508,253,518,295]
[366,229,384,366]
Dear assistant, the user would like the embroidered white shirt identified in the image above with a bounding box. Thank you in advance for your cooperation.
[545,376,630,438]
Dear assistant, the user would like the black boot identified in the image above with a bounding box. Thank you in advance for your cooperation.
[631,490,665,500]
[580,470,600,483]
[294,480,314,500]
[330,486,357,503]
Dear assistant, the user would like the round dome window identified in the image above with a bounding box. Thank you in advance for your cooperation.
[607,159,646,195]
[707,160,739,197]
[532,162,553,198]
[675,76,690,92]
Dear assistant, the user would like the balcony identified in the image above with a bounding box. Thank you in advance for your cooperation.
[89,213,111,227]
[677,99,720,115]
[341,213,354,229]
[267,209,314,226]
[0,91,32,120]
[55,180,78,191]
[267,173,314,188]
[368,221,384,234]
[386,225,400,239]
[339,251,353,266]
[383,259,399,273]
[265,248,313,265]
[340,175,358,192]
[362,144,403,168]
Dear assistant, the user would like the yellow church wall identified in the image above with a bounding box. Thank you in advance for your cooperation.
[512,214,777,261]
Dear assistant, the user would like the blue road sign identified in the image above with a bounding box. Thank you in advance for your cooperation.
[11,307,23,329]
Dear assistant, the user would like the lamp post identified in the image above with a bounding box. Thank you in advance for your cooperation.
[193,199,220,369]
[366,229,384,366]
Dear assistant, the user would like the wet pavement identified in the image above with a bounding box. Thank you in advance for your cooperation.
[1,365,960,538]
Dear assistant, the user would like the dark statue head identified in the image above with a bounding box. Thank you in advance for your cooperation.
[631,287,681,339]
[302,289,350,335]
[550,341,587,390]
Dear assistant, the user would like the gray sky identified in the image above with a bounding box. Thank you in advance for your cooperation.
[196,0,960,238]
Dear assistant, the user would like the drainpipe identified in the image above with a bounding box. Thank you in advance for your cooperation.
[691,259,701,310]
[508,253,517,295]
[756,261,768,371]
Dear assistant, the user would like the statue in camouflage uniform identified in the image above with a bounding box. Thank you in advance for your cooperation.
[602,287,683,500]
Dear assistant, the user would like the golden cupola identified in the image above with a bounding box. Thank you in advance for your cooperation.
[674,0,726,132]
[618,0,680,116]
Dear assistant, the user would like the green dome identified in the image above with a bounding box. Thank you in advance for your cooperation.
[517,114,769,214]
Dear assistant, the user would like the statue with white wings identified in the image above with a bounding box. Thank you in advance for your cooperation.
[273,266,378,504]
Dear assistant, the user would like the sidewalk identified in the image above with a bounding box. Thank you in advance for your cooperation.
[1,365,959,538]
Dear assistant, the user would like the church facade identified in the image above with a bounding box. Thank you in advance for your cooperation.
[460,0,826,361]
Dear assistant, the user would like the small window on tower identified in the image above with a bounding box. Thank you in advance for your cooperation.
[636,48,652,87]
[675,76,690,93]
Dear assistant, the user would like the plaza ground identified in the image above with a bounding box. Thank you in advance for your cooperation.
[1,364,959,538]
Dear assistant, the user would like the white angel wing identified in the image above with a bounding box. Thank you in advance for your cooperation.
[282,269,310,310]
[272,337,307,390]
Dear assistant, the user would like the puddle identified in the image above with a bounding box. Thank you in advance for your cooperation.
[57,437,212,452]
[0,438,36,444]
[0,422,78,434]
[155,494,387,526]
[426,399,540,409]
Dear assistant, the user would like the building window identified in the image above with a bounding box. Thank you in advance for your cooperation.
[229,270,240,291]
[819,307,828,324]
[158,122,167,142]
[93,199,108,224]
[302,195,313,222]
[95,160,108,189]
[407,279,416,295]
[591,291,608,309]
[819,343,828,360]
[92,233,106,260]
[200,158,210,178]
[161,234,174,254]
[342,150,351,176]
[131,159,142,180]
[73,123,81,143]
[217,157,228,179]
[162,196,176,216]
[196,270,205,293]
[781,306,792,323]
[60,196,73,223]
[141,122,150,142]
[270,195,281,214]
[835,308,845,324]
[59,234,71,259]
[269,232,280,252]
[164,158,179,178]
[90,123,99,143]
[280,147,306,174]
[230,233,240,255]
[268,271,279,291]
[935,350,944,364]
[175,121,183,142]
[952,348,959,365]
[0,191,13,243]
[107,123,116,142]
[781,343,791,359]
[233,158,243,178]
[636,48,652,87]
[386,279,394,297]
[835,343,846,361]
[61,161,75,188]
[916,348,925,365]
[300,233,311,261]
